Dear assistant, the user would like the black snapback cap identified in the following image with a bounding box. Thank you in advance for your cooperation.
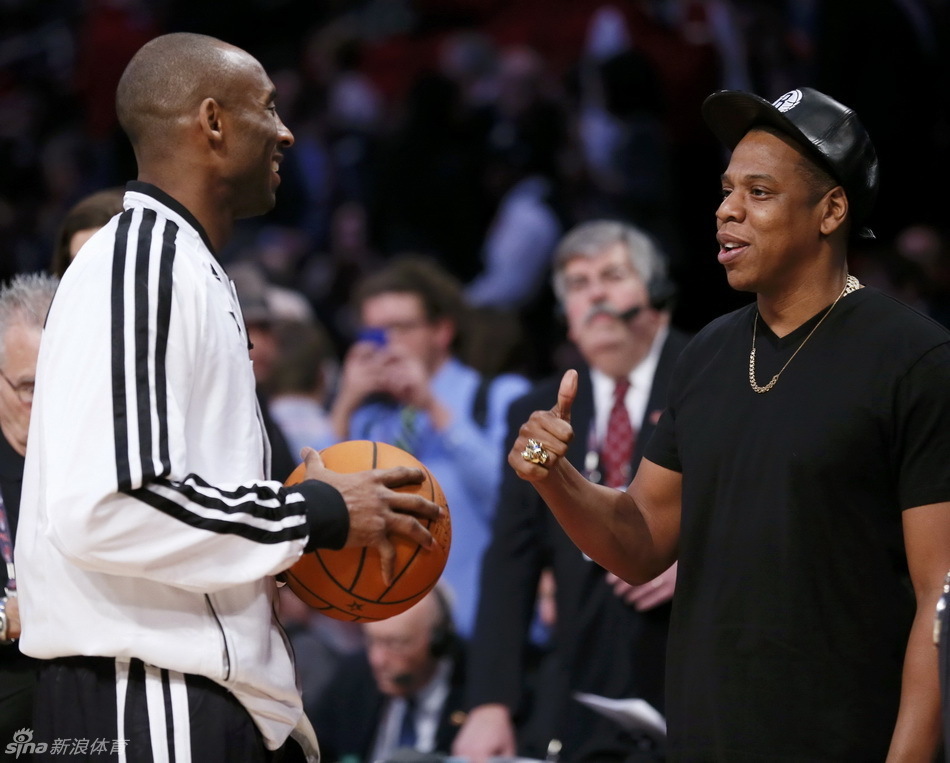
[702,87,879,239]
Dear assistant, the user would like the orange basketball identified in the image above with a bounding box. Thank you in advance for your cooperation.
[283,440,451,622]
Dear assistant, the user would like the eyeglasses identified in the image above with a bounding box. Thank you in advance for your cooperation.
[562,265,639,295]
[0,368,34,404]
[364,633,422,655]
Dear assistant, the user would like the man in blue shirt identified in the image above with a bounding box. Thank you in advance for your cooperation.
[330,256,530,637]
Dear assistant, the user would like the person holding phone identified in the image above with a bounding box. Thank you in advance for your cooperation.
[329,256,530,639]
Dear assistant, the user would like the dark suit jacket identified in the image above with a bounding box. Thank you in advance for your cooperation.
[313,647,467,762]
[466,328,691,761]
[0,431,39,744]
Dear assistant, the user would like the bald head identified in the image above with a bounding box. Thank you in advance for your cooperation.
[364,588,454,697]
[115,32,293,244]
[116,33,257,153]
[364,589,446,647]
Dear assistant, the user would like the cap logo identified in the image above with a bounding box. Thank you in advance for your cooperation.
[773,89,802,113]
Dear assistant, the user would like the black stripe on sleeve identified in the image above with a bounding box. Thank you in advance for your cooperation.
[154,219,178,479]
[123,475,346,548]
[134,209,156,481]
[112,209,134,490]
[150,475,305,520]
[173,471,305,508]
[124,484,310,545]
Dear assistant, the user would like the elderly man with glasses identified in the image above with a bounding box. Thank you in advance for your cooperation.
[0,272,58,746]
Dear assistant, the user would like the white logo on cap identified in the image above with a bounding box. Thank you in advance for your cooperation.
[773,90,802,112]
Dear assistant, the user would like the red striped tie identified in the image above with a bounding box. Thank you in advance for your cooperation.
[602,379,634,489]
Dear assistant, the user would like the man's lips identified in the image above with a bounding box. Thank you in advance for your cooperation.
[717,235,749,265]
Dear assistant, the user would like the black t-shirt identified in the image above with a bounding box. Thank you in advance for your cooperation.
[645,287,950,760]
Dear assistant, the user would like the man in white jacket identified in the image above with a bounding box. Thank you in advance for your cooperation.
[15,32,440,763]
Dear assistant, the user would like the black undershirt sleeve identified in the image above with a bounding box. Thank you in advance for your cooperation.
[294,480,350,552]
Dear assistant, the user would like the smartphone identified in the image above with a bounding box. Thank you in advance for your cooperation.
[357,327,387,347]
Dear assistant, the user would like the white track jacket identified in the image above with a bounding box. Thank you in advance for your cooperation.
[16,183,348,752]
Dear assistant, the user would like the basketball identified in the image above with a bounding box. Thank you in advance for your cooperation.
[283,440,452,622]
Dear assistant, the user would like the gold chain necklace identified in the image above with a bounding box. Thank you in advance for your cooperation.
[749,275,862,393]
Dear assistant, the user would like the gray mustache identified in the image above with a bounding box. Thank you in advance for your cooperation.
[584,304,644,324]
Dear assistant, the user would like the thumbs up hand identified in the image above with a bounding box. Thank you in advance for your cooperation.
[552,368,577,424]
[508,370,578,482]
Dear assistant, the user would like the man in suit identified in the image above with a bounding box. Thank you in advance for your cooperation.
[313,586,466,762]
[453,220,690,761]
[0,273,58,746]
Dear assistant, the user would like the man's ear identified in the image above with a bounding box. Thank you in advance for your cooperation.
[819,186,849,237]
[433,317,455,353]
[199,97,224,146]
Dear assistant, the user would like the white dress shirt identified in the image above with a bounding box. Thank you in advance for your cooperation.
[370,658,452,761]
[589,324,668,449]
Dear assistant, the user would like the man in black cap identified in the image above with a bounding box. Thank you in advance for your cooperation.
[505,86,950,759]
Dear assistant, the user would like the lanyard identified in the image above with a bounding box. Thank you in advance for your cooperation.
[583,425,604,485]
[0,491,15,593]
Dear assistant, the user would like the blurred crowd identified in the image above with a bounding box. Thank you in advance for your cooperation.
[4,0,950,376]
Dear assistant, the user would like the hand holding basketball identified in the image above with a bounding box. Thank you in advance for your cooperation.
[285,441,452,622]
[297,445,441,585]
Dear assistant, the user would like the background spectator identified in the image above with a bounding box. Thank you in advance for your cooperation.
[328,256,530,638]
[313,585,466,762]
[269,319,340,458]
[49,185,124,277]
[455,220,689,761]
[0,272,58,747]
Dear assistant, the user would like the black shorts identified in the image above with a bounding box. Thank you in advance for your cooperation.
[28,656,298,762]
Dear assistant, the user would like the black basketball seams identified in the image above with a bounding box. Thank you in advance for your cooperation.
[286,565,435,620]
[285,440,449,621]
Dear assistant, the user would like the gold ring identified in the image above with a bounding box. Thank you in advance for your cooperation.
[521,438,549,465]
